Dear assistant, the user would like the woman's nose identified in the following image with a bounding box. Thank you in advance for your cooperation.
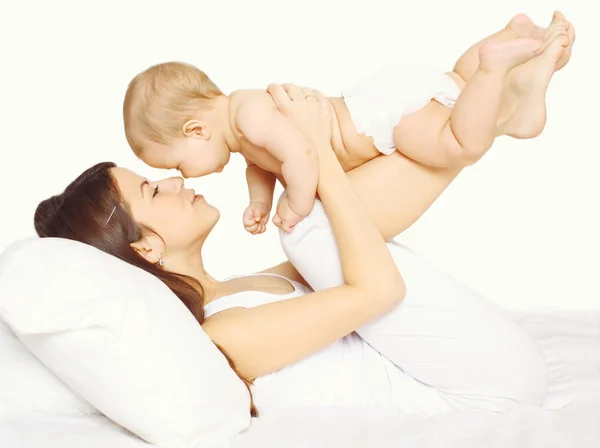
[168,177,184,191]
[157,177,184,191]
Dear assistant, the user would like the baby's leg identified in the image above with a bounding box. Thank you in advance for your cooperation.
[394,39,541,168]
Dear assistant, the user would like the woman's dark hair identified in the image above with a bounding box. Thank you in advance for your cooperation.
[34,162,257,417]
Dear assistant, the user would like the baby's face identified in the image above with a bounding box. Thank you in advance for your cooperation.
[139,136,231,179]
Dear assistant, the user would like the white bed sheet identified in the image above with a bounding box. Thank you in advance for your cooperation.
[512,309,600,410]
[1,309,599,448]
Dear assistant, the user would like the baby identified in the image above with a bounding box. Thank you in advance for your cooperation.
[123,13,573,233]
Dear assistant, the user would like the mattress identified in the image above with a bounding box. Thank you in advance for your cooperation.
[1,309,599,448]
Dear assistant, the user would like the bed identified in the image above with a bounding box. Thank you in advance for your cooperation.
[2,308,598,447]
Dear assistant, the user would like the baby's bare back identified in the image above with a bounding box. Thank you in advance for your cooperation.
[230,89,379,174]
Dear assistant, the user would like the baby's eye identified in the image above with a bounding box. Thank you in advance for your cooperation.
[153,186,159,198]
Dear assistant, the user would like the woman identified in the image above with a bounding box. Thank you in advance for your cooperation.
[34,85,545,417]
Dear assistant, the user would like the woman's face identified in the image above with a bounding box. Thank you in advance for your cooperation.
[111,167,219,254]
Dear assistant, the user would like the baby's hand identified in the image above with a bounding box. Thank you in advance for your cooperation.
[272,197,304,233]
[243,202,270,235]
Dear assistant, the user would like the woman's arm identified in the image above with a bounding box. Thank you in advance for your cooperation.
[204,90,405,380]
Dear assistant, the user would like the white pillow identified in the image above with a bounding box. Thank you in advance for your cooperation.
[0,318,98,416]
[0,237,251,448]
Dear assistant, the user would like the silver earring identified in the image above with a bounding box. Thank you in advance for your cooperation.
[158,255,164,267]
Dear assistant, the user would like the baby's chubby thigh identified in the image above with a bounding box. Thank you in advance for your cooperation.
[391,70,464,156]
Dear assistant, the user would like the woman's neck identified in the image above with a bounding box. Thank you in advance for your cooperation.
[165,251,221,303]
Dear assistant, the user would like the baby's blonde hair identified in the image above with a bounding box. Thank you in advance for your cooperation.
[123,62,223,154]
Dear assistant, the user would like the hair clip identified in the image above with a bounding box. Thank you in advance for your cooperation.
[105,205,117,225]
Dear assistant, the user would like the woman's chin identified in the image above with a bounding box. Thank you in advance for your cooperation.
[204,206,221,229]
[187,211,220,248]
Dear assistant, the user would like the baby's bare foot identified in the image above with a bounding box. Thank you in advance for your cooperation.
[506,12,574,71]
[500,32,569,139]
[549,11,575,71]
[479,38,542,73]
[506,14,544,39]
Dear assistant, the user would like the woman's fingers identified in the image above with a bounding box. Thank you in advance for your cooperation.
[282,83,306,101]
[267,83,292,112]
[300,87,315,98]
[267,82,331,143]
[312,88,328,105]
[268,82,327,111]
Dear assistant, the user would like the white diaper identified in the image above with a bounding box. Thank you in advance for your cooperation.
[342,65,461,155]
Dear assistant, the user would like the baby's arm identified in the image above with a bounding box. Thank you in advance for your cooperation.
[236,97,318,232]
[243,160,276,235]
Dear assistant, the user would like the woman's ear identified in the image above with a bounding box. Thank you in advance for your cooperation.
[182,119,211,140]
[130,235,164,265]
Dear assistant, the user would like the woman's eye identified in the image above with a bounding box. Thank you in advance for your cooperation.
[153,186,159,198]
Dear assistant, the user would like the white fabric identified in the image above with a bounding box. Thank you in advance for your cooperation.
[512,309,600,409]
[2,400,600,448]
[0,319,97,416]
[2,306,600,448]
[203,273,309,318]
[279,199,547,414]
[342,64,461,154]
[0,232,598,447]
[0,310,600,448]
[2,399,600,448]
[0,237,251,448]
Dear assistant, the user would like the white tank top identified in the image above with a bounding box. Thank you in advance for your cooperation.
[204,273,403,415]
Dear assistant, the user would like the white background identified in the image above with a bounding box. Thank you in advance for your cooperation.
[1,0,598,310]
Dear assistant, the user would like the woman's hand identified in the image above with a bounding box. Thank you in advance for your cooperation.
[267,83,332,147]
